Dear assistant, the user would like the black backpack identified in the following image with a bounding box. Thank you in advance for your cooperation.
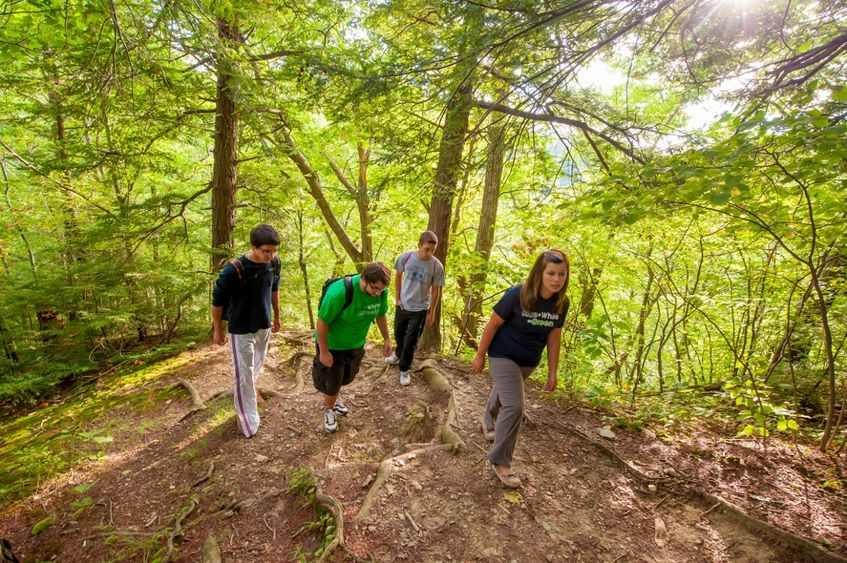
[318,275,355,323]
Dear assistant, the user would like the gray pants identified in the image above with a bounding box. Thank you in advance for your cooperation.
[484,357,533,468]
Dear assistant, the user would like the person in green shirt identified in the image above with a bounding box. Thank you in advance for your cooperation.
[313,262,392,433]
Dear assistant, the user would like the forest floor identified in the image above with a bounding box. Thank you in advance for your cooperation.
[2,329,847,562]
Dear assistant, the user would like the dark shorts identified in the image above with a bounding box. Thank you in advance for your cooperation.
[312,346,366,396]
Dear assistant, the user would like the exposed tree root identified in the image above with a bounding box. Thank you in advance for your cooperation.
[173,380,206,422]
[191,461,215,488]
[162,498,197,563]
[418,362,465,452]
[546,418,847,562]
[314,486,345,563]
[698,492,847,563]
[200,535,221,563]
[288,351,313,393]
[352,444,450,524]
[545,420,660,484]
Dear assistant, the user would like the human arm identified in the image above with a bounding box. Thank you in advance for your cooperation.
[211,305,226,345]
[543,328,562,392]
[316,319,333,367]
[426,286,441,326]
[376,315,392,357]
[472,312,505,373]
[271,290,280,332]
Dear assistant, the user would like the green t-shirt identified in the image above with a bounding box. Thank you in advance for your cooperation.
[318,274,388,350]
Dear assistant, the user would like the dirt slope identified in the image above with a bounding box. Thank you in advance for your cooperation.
[1,330,845,562]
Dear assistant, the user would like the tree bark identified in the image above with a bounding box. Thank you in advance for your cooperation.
[460,118,505,340]
[210,19,241,272]
[420,62,475,352]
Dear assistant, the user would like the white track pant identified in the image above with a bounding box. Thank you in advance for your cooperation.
[230,329,271,438]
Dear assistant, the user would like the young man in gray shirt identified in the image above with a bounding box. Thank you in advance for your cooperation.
[386,230,445,385]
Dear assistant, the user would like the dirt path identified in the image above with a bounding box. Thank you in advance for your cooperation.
[1,330,845,562]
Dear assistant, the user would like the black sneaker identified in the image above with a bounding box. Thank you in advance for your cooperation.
[333,397,349,417]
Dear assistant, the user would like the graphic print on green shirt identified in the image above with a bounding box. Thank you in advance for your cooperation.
[318,274,388,350]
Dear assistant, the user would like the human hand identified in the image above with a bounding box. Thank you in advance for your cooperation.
[425,313,435,327]
[213,328,226,346]
[543,377,557,392]
[471,354,485,374]
[383,340,392,357]
[319,350,333,367]
[272,318,281,333]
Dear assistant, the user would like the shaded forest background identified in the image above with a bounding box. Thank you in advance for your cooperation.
[0,0,845,453]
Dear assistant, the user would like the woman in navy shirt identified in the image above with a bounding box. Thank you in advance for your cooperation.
[472,250,570,488]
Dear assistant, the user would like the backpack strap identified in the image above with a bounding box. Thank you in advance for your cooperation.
[432,256,444,285]
[230,257,246,286]
[341,276,354,313]
[271,256,281,284]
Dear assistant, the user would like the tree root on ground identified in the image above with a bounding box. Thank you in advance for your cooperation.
[292,353,313,393]
[173,379,206,410]
[191,461,215,488]
[352,444,450,524]
[162,498,197,563]
[200,535,221,563]
[418,362,465,452]
[546,419,847,562]
[174,381,288,422]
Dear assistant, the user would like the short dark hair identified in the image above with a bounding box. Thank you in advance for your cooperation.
[362,262,391,286]
[419,230,438,245]
[250,224,280,247]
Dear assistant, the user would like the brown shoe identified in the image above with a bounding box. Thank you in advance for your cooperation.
[481,420,495,442]
[490,463,521,488]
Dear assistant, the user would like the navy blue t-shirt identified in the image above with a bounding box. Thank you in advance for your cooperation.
[212,256,280,335]
[488,285,568,368]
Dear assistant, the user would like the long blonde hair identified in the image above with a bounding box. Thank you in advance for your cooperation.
[520,249,570,314]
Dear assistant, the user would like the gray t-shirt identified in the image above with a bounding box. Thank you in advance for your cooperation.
[393,251,445,312]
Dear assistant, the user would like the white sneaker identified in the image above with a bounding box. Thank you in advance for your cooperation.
[333,397,349,417]
[385,353,399,365]
[400,371,411,386]
[323,408,338,433]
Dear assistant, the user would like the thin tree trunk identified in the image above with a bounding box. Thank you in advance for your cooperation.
[297,209,315,330]
[461,118,505,340]
[278,120,365,267]
[210,19,241,272]
[630,243,655,388]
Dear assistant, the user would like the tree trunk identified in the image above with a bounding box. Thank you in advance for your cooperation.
[296,209,316,330]
[460,118,505,341]
[419,62,475,352]
[356,144,373,263]
[630,243,655,390]
[210,19,241,272]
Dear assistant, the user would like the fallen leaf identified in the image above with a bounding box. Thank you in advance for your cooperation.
[503,491,523,504]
